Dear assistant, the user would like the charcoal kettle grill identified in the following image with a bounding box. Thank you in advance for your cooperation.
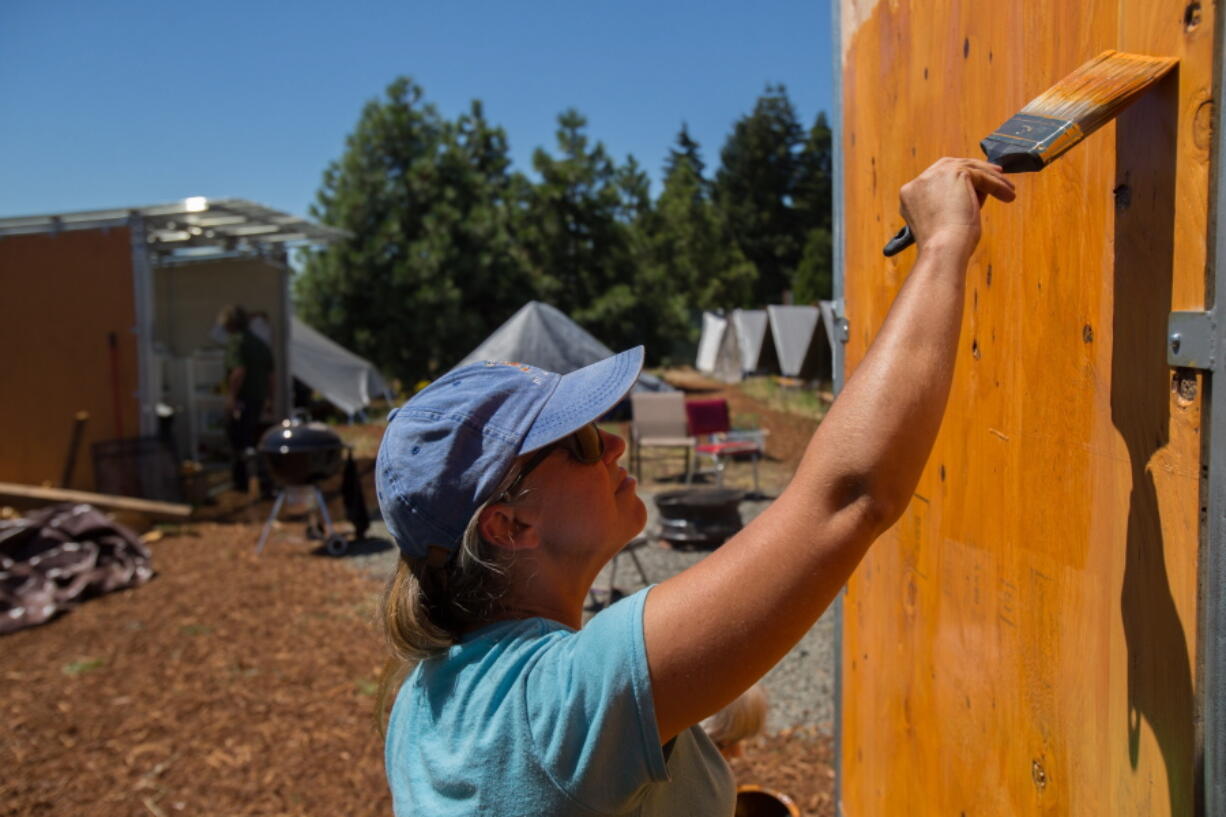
[255,416,350,556]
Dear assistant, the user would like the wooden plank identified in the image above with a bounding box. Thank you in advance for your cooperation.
[838,1,1210,814]
[0,482,192,519]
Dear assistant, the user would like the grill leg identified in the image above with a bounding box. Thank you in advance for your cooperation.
[607,551,618,595]
[255,491,288,555]
[627,546,650,586]
[313,486,335,537]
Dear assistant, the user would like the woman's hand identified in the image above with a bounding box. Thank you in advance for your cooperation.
[899,158,1015,261]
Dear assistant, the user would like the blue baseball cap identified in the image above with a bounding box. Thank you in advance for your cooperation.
[375,346,645,561]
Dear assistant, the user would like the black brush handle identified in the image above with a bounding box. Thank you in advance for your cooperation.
[883,224,914,257]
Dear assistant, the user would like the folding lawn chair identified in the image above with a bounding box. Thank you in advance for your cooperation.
[629,392,695,483]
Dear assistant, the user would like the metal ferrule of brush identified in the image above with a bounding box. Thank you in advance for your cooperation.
[979,113,1086,173]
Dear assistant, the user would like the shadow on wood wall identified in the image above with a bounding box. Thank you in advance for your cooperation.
[1112,69,1195,815]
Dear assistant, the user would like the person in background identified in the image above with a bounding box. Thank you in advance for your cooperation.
[217,304,274,495]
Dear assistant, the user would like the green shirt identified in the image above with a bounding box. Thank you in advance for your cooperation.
[225,329,274,409]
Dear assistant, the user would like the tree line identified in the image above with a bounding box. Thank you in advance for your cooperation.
[295,76,832,387]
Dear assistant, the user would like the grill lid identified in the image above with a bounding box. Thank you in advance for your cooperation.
[257,418,343,455]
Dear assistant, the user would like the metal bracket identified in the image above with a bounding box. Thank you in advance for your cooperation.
[834,298,850,343]
[1167,310,1216,371]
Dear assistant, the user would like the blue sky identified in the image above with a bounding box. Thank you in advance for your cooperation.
[0,0,833,220]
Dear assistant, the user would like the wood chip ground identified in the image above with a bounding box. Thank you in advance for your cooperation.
[2,375,835,816]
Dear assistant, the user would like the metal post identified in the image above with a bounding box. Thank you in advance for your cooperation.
[830,0,847,813]
[129,214,157,437]
[1201,6,1226,812]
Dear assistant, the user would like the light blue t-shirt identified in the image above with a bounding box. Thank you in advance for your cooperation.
[385,587,735,816]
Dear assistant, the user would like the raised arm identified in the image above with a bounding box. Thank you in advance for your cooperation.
[644,158,1016,742]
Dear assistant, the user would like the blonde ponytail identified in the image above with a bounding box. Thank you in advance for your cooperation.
[376,464,527,732]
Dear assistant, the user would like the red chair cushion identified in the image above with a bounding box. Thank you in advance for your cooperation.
[685,398,731,436]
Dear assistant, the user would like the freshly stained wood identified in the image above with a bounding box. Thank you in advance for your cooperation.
[839,1,1210,815]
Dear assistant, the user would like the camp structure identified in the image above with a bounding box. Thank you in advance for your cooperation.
[457,300,670,391]
[695,311,727,374]
[711,308,779,383]
[0,198,344,495]
[290,317,392,419]
[835,1,1221,815]
[766,304,835,381]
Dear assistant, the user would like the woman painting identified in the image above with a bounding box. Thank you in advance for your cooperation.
[374,158,1015,815]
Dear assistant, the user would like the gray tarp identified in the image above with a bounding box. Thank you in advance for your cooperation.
[291,317,393,417]
[695,312,727,374]
[457,301,670,391]
[767,304,834,380]
[1,504,153,635]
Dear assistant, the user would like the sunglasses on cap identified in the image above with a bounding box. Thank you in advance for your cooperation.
[500,422,605,500]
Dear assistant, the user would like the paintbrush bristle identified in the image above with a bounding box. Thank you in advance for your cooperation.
[980,50,1177,172]
[1019,50,1177,131]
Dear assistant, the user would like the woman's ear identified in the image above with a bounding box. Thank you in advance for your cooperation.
[477,503,539,551]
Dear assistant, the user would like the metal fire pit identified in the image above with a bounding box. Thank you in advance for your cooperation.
[655,488,744,549]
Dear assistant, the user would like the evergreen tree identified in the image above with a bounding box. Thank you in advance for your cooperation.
[713,84,805,304]
[294,78,531,385]
[516,109,644,351]
[651,126,754,319]
[793,111,834,303]
[662,123,705,183]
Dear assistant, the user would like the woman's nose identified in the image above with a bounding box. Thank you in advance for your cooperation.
[600,428,626,462]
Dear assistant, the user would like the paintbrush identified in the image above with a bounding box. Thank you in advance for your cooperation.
[883,50,1178,257]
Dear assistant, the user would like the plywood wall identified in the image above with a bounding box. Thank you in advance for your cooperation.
[838,2,1211,815]
[0,229,139,490]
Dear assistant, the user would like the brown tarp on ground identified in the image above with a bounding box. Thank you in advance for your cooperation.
[0,503,153,634]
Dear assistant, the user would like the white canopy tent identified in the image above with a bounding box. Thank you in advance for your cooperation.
[818,300,837,350]
[457,301,671,391]
[695,312,727,374]
[767,304,834,380]
[711,309,777,383]
[290,317,394,417]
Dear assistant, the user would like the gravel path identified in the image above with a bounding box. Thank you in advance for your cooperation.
[347,487,837,736]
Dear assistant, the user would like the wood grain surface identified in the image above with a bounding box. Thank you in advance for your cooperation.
[838,2,1211,814]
